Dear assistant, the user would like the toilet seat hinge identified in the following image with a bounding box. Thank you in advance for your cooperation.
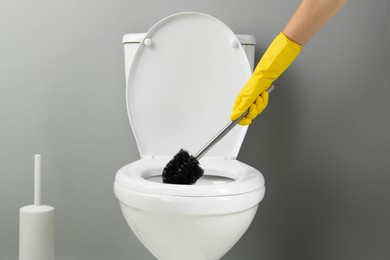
[141,154,155,159]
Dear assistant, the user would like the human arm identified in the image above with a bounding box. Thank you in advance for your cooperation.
[231,0,347,125]
[283,0,348,45]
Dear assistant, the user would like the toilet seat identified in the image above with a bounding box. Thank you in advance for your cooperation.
[115,158,265,197]
[127,12,252,159]
[115,158,266,215]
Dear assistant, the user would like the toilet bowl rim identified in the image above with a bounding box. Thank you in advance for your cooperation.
[114,157,265,197]
[114,181,265,215]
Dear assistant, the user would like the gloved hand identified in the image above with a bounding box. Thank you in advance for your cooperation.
[231,32,303,125]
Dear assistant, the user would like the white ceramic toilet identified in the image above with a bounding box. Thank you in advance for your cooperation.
[114,12,265,260]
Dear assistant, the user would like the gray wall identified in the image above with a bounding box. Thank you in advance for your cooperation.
[1,0,389,259]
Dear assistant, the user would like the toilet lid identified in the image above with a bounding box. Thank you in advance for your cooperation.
[127,12,252,158]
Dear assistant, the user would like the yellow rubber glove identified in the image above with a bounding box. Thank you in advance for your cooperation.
[231,32,303,125]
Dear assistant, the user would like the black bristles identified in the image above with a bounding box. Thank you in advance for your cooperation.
[162,149,204,185]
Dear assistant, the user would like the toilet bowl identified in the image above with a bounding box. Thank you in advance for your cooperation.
[114,12,266,260]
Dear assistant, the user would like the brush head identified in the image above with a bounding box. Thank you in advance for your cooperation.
[162,149,204,185]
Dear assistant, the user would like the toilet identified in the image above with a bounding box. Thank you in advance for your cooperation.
[114,12,266,260]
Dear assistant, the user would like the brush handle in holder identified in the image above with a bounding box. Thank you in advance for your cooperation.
[194,85,275,160]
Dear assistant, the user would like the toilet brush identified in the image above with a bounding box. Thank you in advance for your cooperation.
[19,154,54,260]
[162,85,275,185]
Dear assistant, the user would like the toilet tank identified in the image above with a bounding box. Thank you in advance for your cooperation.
[122,33,256,86]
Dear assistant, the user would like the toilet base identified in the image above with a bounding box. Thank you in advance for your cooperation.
[119,201,259,260]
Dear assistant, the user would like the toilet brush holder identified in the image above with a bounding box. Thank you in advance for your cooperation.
[19,154,54,260]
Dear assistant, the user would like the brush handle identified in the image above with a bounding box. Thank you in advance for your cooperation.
[34,154,41,206]
[194,85,275,160]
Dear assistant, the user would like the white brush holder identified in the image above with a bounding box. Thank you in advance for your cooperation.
[19,155,54,260]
